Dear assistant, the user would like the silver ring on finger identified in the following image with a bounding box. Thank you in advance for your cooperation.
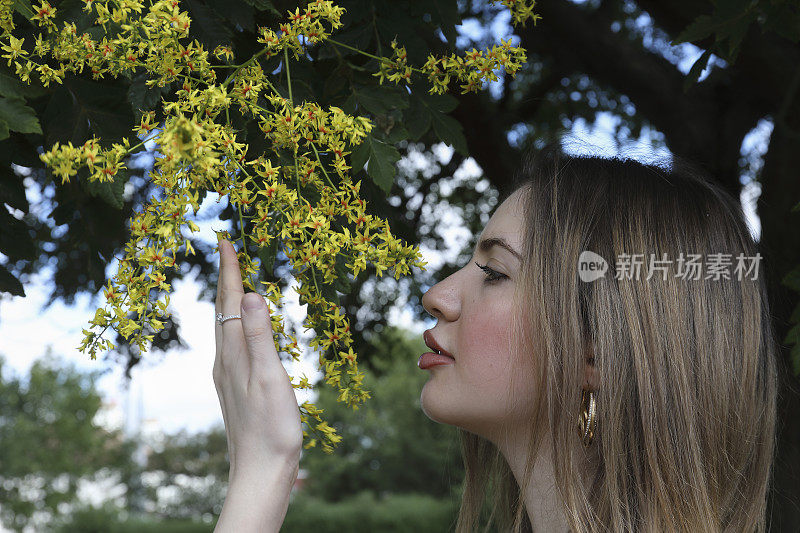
[216,312,242,325]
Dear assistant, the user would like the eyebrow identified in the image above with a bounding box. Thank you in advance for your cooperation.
[478,237,522,262]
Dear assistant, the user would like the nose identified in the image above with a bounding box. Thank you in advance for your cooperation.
[421,271,460,322]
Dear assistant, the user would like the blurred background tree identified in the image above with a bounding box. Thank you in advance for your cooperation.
[141,426,229,521]
[299,326,463,501]
[0,351,136,531]
[1,0,800,529]
[12,328,465,532]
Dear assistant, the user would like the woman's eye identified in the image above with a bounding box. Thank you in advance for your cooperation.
[474,262,507,284]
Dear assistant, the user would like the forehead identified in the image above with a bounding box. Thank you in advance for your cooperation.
[479,188,526,244]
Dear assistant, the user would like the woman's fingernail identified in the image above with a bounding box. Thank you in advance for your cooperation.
[242,292,264,311]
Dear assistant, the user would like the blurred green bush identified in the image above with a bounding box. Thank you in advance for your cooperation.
[55,491,460,533]
[53,503,213,533]
[283,491,460,532]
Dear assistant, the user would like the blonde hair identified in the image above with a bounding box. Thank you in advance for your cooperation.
[453,144,778,532]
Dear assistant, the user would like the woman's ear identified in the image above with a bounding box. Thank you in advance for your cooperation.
[583,343,600,391]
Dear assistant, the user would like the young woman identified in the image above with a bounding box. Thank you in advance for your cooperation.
[211,145,778,532]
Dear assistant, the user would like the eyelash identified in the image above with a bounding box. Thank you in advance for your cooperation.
[474,262,508,284]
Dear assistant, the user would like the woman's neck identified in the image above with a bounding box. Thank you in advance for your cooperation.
[496,433,571,532]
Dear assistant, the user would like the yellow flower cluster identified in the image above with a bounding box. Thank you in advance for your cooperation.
[0,0,13,34]
[258,1,346,60]
[0,0,537,454]
[497,0,542,28]
[40,137,131,184]
[369,1,538,95]
[375,36,529,95]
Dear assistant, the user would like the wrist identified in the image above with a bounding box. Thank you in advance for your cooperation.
[229,457,299,491]
[215,459,299,533]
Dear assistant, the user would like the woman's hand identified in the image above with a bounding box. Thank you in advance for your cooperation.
[213,237,303,482]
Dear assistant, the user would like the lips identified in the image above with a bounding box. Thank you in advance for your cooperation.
[423,330,454,359]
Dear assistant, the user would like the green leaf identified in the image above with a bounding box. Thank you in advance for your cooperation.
[760,2,800,43]
[782,267,800,293]
[422,93,458,114]
[316,23,373,60]
[0,129,41,167]
[722,18,751,63]
[786,323,800,376]
[0,97,41,135]
[52,0,96,33]
[13,0,34,21]
[350,136,370,172]
[792,342,800,376]
[417,93,468,156]
[787,322,800,345]
[184,0,234,49]
[714,0,756,54]
[364,134,400,194]
[0,164,27,212]
[431,0,462,48]
[0,205,35,262]
[792,200,800,213]
[44,78,134,146]
[404,93,431,141]
[243,114,272,161]
[385,125,410,145]
[353,85,408,117]
[375,3,432,62]
[257,235,280,274]
[792,302,800,324]
[318,273,339,307]
[241,0,280,17]
[433,113,467,155]
[332,253,352,294]
[205,0,255,32]
[672,0,755,62]
[413,93,467,154]
[127,73,173,114]
[0,262,24,296]
[0,64,46,100]
[683,49,712,92]
[341,93,357,115]
[673,14,717,45]
[0,70,30,100]
[42,87,85,145]
[430,112,467,156]
[0,119,8,141]
[81,167,127,210]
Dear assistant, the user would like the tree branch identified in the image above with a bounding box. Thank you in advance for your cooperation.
[516,0,763,198]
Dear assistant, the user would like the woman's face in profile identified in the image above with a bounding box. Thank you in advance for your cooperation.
[420,188,536,441]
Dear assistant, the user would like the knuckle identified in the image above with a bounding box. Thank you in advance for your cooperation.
[220,286,241,301]
[243,324,268,342]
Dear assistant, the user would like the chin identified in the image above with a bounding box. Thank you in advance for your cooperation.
[419,383,500,436]
[419,381,459,426]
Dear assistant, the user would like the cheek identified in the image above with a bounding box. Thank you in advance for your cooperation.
[460,301,516,384]
[460,298,538,415]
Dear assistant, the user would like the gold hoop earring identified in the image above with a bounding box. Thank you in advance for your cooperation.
[578,389,597,447]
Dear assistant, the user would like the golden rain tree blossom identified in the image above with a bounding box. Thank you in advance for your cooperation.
[1,0,539,453]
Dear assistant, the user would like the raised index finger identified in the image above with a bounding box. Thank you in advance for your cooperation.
[216,238,245,331]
